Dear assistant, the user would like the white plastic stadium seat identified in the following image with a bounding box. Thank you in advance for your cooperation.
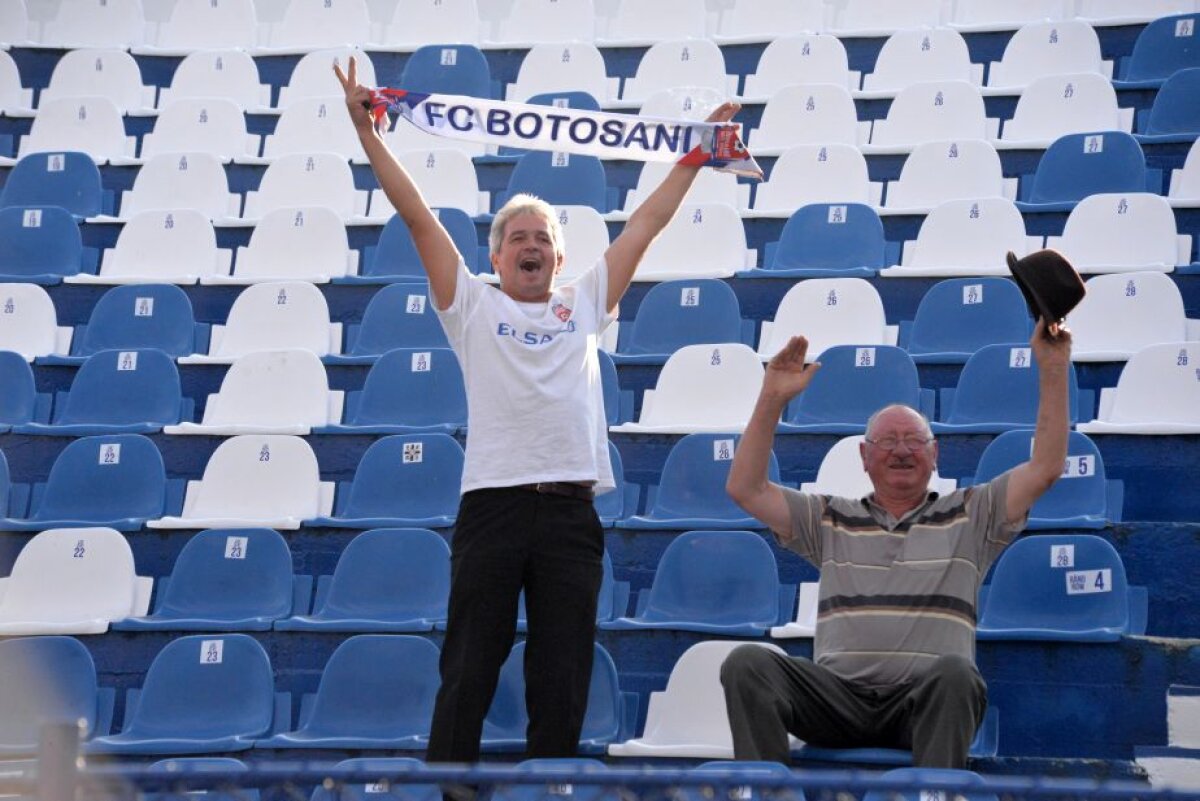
[1067,272,1200,362]
[20,97,136,163]
[1167,139,1200,208]
[622,159,750,215]
[1077,343,1200,434]
[880,197,1039,277]
[758,278,893,361]
[987,20,1109,90]
[741,34,857,101]
[948,0,1069,34]
[860,28,982,96]
[38,0,145,48]
[751,144,882,216]
[505,43,617,104]
[864,80,997,154]
[156,49,271,112]
[488,0,596,47]
[113,152,241,222]
[1045,193,1188,274]
[633,203,754,282]
[828,0,944,37]
[999,73,1132,148]
[139,98,260,163]
[770,582,819,639]
[554,205,611,282]
[598,0,714,46]
[714,0,824,45]
[241,153,368,222]
[0,282,72,360]
[259,97,366,162]
[276,48,375,109]
[39,49,156,113]
[206,206,356,284]
[258,0,371,54]
[619,39,735,104]
[799,435,957,496]
[373,150,489,217]
[67,209,231,285]
[374,0,482,50]
[141,0,260,53]
[882,139,1015,214]
[746,84,868,155]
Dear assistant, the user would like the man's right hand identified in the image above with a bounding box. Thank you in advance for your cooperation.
[763,335,822,403]
[333,55,376,134]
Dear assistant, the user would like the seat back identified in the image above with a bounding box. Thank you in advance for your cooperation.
[623,279,743,357]
[189,435,323,520]
[278,48,375,108]
[237,206,350,280]
[1056,192,1179,271]
[501,151,611,213]
[142,98,255,161]
[649,434,780,520]
[161,49,266,109]
[23,96,130,161]
[622,39,728,103]
[0,349,36,426]
[268,0,370,49]
[123,152,237,220]
[57,349,182,427]
[1023,131,1149,205]
[156,0,258,49]
[77,285,200,359]
[1143,66,1200,135]
[41,48,148,112]
[338,435,463,520]
[508,42,610,102]
[750,84,861,149]
[555,205,610,280]
[0,0,29,46]
[907,277,1032,358]
[718,0,824,40]
[494,0,596,44]
[1067,272,1188,359]
[400,44,493,99]
[638,204,748,278]
[768,203,887,273]
[103,209,222,282]
[628,160,745,213]
[40,0,144,47]
[362,207,479,279]
[870,81,988,147]
[0,636,101,747]
[831,0,942,33]
[605,0,710,43]
[319,528,450,624]
[202,349,330,428]
[885,139,1005,211]
[863,29,976,92]
[754,144,874,211]
[951,0,1068,29]
[762,277,889,360]
[639,531,781,628]
[0,527,138,627]
[942,344,1080,426]
[485,643,623,746]
[974,430,1110,524]
[264,97,364,161]
[0,282,61,359]
[349,285,449,355]
[1002,72,1122,143]
[744,34,852,97]
[126,634,274,739]
[244,153,360,220]
[156,528,294,622]
[214,282,334,358]
[304,635,439,738]
[35,434,166,523]
[979,534,1130,635]
[347,348,466,430]
[0,151,106,218]
[805,435,953,497]
[1106,342,1200,426]
[381,0,480,48]
[390,150,483,216]
[989,20,1103,88]
[906,198,1029,272]
[785,346,922,427]
[1122,13,1200,83]
[638,344,764,430]
[0,205,85,280]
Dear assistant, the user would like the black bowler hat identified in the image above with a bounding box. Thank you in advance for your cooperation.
[1005,249,1086,330]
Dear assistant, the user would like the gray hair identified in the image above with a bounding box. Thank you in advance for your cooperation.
[488,193,563,258]
[865,404,933,440]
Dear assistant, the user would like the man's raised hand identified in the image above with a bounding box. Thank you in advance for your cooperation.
[763,335,821,403]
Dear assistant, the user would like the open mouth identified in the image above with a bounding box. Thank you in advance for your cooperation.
[519,257,541,273]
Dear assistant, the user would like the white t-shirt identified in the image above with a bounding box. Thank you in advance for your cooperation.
[434,258,616,494]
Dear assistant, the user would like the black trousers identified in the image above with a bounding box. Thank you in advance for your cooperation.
[720,646,987,768]
[425,486,604,763]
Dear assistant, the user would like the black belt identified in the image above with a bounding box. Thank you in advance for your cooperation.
[513,482,595,501]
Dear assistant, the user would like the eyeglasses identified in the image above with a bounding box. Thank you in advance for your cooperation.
[865,435,933,451]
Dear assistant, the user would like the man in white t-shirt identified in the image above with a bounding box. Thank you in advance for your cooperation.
[336,57,741,763]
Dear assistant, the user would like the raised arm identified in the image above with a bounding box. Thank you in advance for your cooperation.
[335,57,461,309]
[602,101,741,313]
[726,336,822,541]
[1004,319,1074,524]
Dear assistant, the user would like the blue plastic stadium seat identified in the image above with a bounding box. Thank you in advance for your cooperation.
[1015,131,1159,213]
[684,762,802,801]
[0,434,180,532]
[0,151,112,218]
[512,550,631,633]
[255,635,440,750]
[327,284,450,365]
[978,534,1146,641]
[39,284,210,366]
[114,528,305,632]
[619,433,779,530]
[595,441,637,526]
[598,350,633,427]
[611,279,753,365]
[318,348,467,435]
[0,635,115,754]
[495,151,618,213]
[399,44,495,100]
[498,91,602,157]
[794,707,999,765]
[275,528,449,632]
[780,345,934,433]
[1136,67,1200,143]
[0,350,50,431]
[932,344,1089,434]
[741,203,892,279]
[968,430,1122,529]
[0,449,10,519]
[339,207,483,284]
[309,758,437,801]
[481,643,633,754]
[1116,13,1200,89]
[898,278,1032,364]
[15,349,190,435]
[306,434,463,529]
[145,758,259,801]
[0,205,98,284]
[860,768,998,801]
[88,634,283,755]
[490,759,619,801]
[603,530,793,635]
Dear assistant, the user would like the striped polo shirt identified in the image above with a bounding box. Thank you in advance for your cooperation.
[781,472,1024,688]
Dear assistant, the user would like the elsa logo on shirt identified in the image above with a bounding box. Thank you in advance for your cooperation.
[496,320,577,344]
[551,302,572,322]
